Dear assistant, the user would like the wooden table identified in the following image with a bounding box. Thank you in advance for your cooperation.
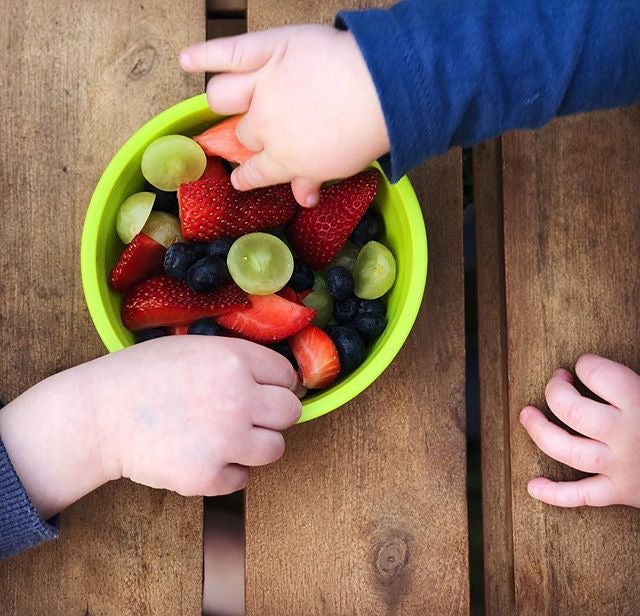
[0,1,638,614]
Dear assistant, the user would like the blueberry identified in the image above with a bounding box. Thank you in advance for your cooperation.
[350,210,383,247]
[164,242,200,280]
[325,266,354,300]
[186,256,229,293]
[135,328,167,343]
[268,341,298,370]
[353,313,387,341]
[325,325,366,375]
[145,182,179,216]
[357,298,386,318]
[288,258,315,292]
[205,237,235,260]
[333,297,359,324]
[187,318,221,336]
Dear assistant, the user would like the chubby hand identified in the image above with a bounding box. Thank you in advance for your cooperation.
[179,25,389,207]
[520,354,640,508]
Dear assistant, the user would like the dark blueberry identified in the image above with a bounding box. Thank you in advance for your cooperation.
[288,258,315,292]
[325,266,354,300]
[325,325,366,375]
[135,328,167,343]
[205,237,236,260]
[357,298,387,318]
[145,182,179,216]
[164,242,200,280]
[268,341,298,370]
[333,297,360,324]
[349,210,383,247]
[353,313,387,342]
[186,256,229,293]
[187,318,221,336]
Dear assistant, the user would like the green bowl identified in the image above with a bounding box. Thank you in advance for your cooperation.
[81,94,428,423]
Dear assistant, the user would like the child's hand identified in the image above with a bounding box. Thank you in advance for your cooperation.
[0,337,302,519]
[520,354,640,508]
[179,26,389,207]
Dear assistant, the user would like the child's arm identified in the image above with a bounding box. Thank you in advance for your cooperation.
[180,0,640,205]
[0,336,302,557]
[520,355,640,508]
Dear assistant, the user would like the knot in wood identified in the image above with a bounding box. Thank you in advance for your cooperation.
[374,536,408,582]
[128,44,156,80]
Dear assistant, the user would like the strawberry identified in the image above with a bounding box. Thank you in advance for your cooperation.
[277,286,303,304]
[166,324,190,335]
[122,276,249,332]
[215,294,315,343]
[109,232,166,292]
[193,115,253,164]
[286,169,380,270]
[178,176,297,242]
[289,325,340,389]
[199,156,228,182]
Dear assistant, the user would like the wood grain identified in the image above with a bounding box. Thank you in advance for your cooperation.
[0,1,205,613]
[244,5,468,615]
[502,107,640,615]
[474,139,515,615]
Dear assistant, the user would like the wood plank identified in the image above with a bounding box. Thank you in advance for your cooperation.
[502,106,640,614]
[245,4,468,614]
[0,1,205,613]
[474,139,515,615]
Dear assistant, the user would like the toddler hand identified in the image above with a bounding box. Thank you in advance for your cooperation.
[179,26,389,207]
[520,354,640,508]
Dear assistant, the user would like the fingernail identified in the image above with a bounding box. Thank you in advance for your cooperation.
[520,407,531,423]
[179,51,192,70]
[305,194,319,208]
[230,171,240,190]
[528,483,539,498]
[290,374,307,399]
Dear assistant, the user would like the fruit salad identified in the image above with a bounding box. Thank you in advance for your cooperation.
[108,116,397,395]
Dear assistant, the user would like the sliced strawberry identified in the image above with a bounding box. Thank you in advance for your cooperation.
[122,276,249,332]
[298,289,312,302]
[277,286,302,305]
[193,115,253,164]
[178,176,297,242]
[215,294,315,343]
[167,324,190,335]
[286,169,380,270]
[289,325,340,389]
[109,232,166,292]
[199,156,228,182]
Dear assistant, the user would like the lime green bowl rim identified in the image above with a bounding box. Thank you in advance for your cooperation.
[81,94,427,423]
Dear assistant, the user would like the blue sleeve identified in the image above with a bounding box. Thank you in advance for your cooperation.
[0,436,58,559]
[336,0,640,181]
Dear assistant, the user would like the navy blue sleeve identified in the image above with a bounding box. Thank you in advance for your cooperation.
[337,0,640,181]
[1,436,58,559]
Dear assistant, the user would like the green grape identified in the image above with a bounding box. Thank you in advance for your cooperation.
[330,242,360,272]
[353,241,397,300]
[313,272,326,290]
[227,233,294,295]
[303,288,334,328]
[142,211,182,248]
[116,191,155,244]
[141,135,206,191]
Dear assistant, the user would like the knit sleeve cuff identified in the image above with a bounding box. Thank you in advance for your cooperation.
[0,437,58,559]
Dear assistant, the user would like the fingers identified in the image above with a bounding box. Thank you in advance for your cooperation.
[233,427,286,466]
[576,354,640,410]
[291,177,322,208]
[234,113,263,153]
[206,72,257,116]
[209,464,250,496]
[545,368,618,440]
[180,30,286,73]
[520,406,611,473]
[245,343,299,390]
[527,475,616,507]
[230,151,289,191]
[252,385,302,430]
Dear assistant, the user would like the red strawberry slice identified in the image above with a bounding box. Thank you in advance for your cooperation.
[122,276,249,332]
[199,156,228,182]
[193,115,253,164]
[167,324,190,335]
[286,169,380,270]
[289,325,340,389]
[178,176,297,242]
[277,286,303,305]
[215,294,315,343]
[109,232,166,292]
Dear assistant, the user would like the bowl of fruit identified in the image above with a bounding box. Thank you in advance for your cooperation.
[81,94,427,422]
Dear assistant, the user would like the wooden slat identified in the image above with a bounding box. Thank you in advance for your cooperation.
[502,107,640,614]
[245,4,468,614]
[0,1,205,613]
[474,139,515,615]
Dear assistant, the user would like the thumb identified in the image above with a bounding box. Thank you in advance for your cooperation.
[291,178,322,208]
[230,151,289,192]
